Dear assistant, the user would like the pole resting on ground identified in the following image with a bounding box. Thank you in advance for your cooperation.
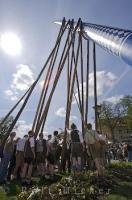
[55,20,132,66]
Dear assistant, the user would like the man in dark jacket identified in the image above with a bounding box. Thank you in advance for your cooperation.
[21,130,35,184]
[0,132,16,184]
[68,123,84,173]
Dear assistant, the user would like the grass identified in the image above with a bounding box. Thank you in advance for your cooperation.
[106,161,132,200]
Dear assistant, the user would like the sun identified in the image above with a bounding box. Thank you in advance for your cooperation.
[0,32,22,56]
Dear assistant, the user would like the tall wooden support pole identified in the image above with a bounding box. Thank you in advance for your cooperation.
[93,42,98,131]
[80,37,85,137]
[85,40,89,126]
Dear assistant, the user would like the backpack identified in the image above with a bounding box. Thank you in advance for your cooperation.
[52,138,58,149]
[42,139,47,154]
[24,139,34,158]
[0,145,3,158]
[71,129,80,143]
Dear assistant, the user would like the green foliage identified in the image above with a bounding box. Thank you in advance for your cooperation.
[107,161,132,170]
[0,116,14,140]
[106,161,132,199]
[120,95,132,110]
[108,195,127,200]
[8,183,21,196]
[120,95,132,129]
[17,173,105,200]
[127,106,132,129]
[100,101,125,140]
[4,161,132,200]
[0,187,8,200]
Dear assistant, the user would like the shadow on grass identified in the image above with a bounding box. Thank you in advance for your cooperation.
[109,181,132,200]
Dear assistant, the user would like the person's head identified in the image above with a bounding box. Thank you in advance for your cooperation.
[28,130,34,137]
[87,123,92,130]
[48,134,52,140]
[23,135,28,140]
[39,133,43,140]
[97,131,102,135]
[10,132,16,139]
[71,123,77,130]
[53,131,58,137]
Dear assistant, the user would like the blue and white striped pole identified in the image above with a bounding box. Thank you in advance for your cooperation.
[55,20,132,66]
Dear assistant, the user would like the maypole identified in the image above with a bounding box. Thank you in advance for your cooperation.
[55,21,132,66]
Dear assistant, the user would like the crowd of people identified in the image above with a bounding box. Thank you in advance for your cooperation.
[105,142,132,163]
[0,122,131,185]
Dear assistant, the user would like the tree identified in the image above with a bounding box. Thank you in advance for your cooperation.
[0,116,14,140]
[100,101,125,141]
[120,95,132,129]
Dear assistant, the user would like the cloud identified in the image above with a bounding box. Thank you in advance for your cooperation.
[72,70,117,104]
[4,64,35,101]
[11,64,34,91]
[4,89,18,101]
[55,107,77,121]
[104,95,124,104]
[69,115,78,121]
[15,120,32,138]
[89,71,117,96]
[55,107,66,117]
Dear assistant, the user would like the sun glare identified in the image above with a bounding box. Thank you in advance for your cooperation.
[0,32,22,56]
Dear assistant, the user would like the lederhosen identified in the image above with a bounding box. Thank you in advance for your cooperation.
[24,139,34,164]
[71,129,83,158]
[36,139,47,164]
[47,140,55,165]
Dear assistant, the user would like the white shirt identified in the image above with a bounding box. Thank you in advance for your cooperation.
[85,129,100,145]
[98,134,106,142]
[16,138,26,151]
[29,137,35,148]
[50,136,58,144]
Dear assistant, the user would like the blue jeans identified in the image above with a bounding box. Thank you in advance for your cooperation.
[128,150,132,161]
[0,152,12,182]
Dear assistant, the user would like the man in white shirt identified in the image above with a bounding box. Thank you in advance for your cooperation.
[85,123,106,176]
[46,134,55,177]
[12,135,28,179]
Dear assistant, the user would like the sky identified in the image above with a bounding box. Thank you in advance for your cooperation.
[0,0,132,137]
